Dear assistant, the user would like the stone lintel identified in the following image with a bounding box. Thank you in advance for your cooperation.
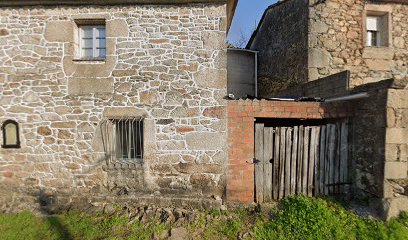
[102,107,148,118]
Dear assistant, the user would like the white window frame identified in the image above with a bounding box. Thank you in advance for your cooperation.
[78,25,106,59]
[366,16,382,47]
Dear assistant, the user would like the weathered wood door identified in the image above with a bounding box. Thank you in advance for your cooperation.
[255,122,350,203]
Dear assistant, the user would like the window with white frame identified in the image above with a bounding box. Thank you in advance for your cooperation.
[78,25,106,59]
[100,118,144,163]
[366,16,382,47]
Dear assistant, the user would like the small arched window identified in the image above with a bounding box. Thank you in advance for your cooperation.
[1,120,20,149]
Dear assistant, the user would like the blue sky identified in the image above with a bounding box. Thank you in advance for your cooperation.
[227,0,278,47]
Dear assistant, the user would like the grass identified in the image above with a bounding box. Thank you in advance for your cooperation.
[0,196,407,240]
[253,196,408,240]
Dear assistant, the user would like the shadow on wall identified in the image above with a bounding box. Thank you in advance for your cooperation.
[37,189,73,240]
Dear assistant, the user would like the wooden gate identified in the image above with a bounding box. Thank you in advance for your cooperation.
[255,122,350,203]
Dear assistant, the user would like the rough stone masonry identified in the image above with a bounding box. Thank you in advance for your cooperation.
[249,0,408,95]
[0,1,229,212]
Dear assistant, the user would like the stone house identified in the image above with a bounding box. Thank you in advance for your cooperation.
[248,0,408,96]
[0,0,238,211]
[244,0,408,219]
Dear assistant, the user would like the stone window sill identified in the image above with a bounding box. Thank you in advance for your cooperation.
[362,46,394,60]
[73,58,106,62]
[364,46,391,49]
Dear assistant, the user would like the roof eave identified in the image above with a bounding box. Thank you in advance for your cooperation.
[0,0,227,7]
[226,0,238,33]
[245,0,291,49]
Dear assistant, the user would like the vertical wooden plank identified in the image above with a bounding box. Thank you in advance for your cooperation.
[334,123,341,194]
[263,127,273,202]
[285,128,292,197]
[255,123,264,203]
[296,126,304,194]
[308,127,316,197]
[328,124,336,194]
[324,124,331,196]
[314,126,321,197]
[291,126,298,196]
[302,127,310,195]
[340,121,349,194]
[279,127,286,199]
[273,128,280,200]
[318,126,326,196]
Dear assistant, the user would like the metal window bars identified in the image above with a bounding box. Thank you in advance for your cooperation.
[100,118,144,164]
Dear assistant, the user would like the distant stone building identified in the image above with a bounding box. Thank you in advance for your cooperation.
[246,0,408,220]
[0,0,237,211]
[248,0,408,96]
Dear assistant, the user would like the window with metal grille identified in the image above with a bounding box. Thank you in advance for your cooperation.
[115,119,143,161]
[100,118,144,163]
[78,25,106,59]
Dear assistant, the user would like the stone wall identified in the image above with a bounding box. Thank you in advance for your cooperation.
[275,71,350,98]
[0,3,228,212]
[383,81,408,219]
[248,0,309,97]
[309,0,408,87]
[349,78,408,220]
[249,0,408,94]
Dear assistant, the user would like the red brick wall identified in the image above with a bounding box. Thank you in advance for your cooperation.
[227,100,351,202]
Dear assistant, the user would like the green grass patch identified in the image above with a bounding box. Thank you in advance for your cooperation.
[254,195,408,240]
[0,196,407,240]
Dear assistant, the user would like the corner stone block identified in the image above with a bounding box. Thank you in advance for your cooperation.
[386,128,408,144]
[308,48,331,68]
[382,196,408,220]
[310,20,328,33]
[45,21,74,42]
[385,144,408,162]
[387,89,408,108]
[68,78,113,95]
[194,68,227,89]
[384,162,408,179]
[202,31,226,50]
[186,132,225,151]
[204,5,226,17]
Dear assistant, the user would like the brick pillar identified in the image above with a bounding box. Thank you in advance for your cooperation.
[227,101,255,202]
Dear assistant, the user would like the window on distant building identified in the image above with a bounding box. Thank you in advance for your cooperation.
[365,10,391,48]
[78,24,106,59]
[366,16,382,47]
